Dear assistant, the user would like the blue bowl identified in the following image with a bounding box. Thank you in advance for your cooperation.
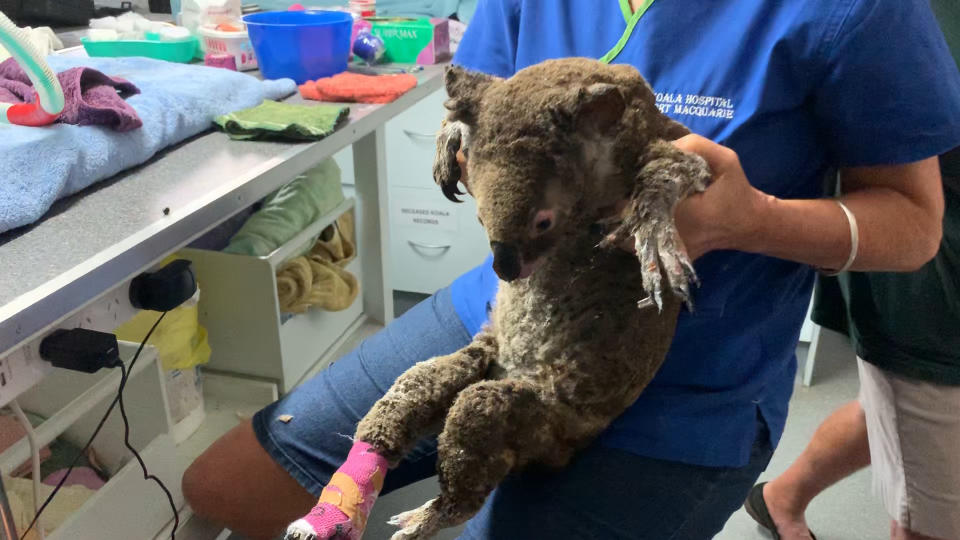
[243,10,354,85]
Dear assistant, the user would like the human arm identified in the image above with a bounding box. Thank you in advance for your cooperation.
[675,0,959,270]
[673,135,944,271]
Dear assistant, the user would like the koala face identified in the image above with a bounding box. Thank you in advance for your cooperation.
[433,60,640,282]
[469,144,572,281]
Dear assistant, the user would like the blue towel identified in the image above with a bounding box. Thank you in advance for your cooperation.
[0,56,296,234]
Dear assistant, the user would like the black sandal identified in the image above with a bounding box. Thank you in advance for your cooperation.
[743,483,817,540]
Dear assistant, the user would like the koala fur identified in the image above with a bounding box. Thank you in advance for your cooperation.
[351,58,712,540]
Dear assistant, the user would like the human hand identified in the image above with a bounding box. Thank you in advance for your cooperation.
[671,134,771,260]
[611,135,771,261]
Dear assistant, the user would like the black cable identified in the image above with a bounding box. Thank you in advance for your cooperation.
[20,312,170,540]
[116,361,180,539]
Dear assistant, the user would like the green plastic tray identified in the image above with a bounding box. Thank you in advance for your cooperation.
[81,36,200,63]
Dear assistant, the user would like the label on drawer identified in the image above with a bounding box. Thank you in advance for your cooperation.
[393,199,459,233]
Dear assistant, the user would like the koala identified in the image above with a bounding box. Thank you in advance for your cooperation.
[286,57,711,540]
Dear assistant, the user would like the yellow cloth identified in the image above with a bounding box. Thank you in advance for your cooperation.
[276,212,359,314]
[3,474,95,539]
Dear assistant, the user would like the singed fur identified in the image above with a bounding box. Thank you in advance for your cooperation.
[344,58,711,540]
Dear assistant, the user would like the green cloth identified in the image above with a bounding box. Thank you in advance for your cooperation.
[224,157,346,257]
[214,100,350,141]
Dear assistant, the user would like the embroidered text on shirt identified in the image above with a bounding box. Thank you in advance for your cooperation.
[655,92,736,120]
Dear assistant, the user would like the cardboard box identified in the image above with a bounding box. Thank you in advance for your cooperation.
[367,17,450,64]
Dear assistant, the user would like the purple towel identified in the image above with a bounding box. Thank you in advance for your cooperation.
[0,57,142,131]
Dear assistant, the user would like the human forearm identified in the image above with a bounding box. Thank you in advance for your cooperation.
[674,135,945,272]
[740,185,942,272]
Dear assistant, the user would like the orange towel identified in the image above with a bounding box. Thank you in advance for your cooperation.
[299,72,418,104]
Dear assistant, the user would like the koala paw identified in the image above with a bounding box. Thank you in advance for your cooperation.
[634,224,698,311]
[388,498,439,540]
[285,503,357,540]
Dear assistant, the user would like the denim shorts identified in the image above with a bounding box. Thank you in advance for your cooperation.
[252,287,773,539]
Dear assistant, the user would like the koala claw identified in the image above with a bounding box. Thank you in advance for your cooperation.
[389,499,439,540]
[634,223,698,312]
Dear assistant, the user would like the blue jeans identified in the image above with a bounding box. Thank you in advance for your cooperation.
[252,287,773,539]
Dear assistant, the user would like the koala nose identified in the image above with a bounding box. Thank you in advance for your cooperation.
[533,209,555,236]
[490,241,522,282]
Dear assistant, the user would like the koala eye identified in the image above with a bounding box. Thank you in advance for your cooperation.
[532,209,556,236]
[477,215,484,227]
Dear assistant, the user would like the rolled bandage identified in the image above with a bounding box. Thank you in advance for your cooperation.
[287,441,388,540]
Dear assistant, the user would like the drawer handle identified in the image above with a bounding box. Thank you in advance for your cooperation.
[408,240,452,252]
[403,129,436,144]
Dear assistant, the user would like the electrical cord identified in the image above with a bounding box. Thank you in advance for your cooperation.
[19,312,177,540]
[9,401,44,540]
[116,360,179,538]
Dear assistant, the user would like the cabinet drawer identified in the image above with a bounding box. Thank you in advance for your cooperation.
[385,88,449,189]
[390,186,489,294]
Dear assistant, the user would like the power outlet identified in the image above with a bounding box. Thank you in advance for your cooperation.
[0,283,137,408]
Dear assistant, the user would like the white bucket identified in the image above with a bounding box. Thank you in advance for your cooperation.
[198,25,258,71]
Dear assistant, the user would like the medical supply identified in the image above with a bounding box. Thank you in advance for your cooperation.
[0,59,142,131]
[180,0,242,35]
[80,34,200,63]
[244,10,353,84]
[366,16,450,64]
[198,24,257,71]
[352,31,385,64]
[0,25,62,63]
[348,0,377,17]
[299,71,417,104]
[0,10,64,126]
[88,12,177,41]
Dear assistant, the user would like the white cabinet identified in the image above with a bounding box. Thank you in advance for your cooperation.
[384,89,490,294]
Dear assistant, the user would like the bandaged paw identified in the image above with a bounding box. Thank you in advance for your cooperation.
[285,441,388,540]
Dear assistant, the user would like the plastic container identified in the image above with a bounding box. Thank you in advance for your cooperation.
[348,0,376,17]
[80,35,200,63]
[198,25,258,70]
[243,10,353,84]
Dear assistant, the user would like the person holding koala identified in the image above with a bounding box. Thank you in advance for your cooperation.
[182,1,960,539]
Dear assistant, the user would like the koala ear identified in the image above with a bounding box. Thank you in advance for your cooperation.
[444,65,499,125]
[575,83,626,134]
[433,119,467,203]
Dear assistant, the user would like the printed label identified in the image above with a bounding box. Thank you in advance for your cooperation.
[655,92,736,120]
[393,198,459,233]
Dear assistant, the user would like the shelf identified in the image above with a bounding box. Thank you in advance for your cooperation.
[262,197,356,268]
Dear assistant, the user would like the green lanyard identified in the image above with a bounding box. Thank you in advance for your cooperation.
[599,0,656,64]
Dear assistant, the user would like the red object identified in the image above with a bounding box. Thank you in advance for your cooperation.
[5,92,59,126]
[288,3,305,10]
[298,72,417,104]
[215,22,243,32]
[205,53,238,70]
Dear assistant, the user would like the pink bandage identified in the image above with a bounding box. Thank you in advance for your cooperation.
[287,441,388,539]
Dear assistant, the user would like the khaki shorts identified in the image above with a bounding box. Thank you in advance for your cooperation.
[858,358,960,539]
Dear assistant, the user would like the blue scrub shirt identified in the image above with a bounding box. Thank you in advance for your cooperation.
[448,0,960,467]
